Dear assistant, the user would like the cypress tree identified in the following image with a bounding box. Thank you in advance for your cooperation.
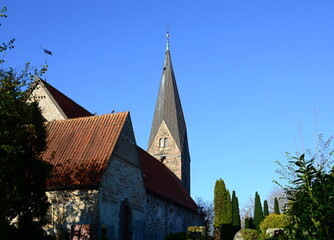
[214,179,225,227]
[253,192,264,230]
[245,217,250,229]
[249,217,254,229]
[263,200,269,217]
[232,191,241,232]
[274,197,280,214]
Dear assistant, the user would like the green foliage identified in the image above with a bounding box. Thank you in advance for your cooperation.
[253,192,264,230]
[214,179,232,227]
[274,198,280,215]
[281,154,334,239]
[259,214,289,238]
[240,229,260,240]
[263,200,269,217]
[232,191,241,236]
[0,7,50,239]
[245,217,250,229]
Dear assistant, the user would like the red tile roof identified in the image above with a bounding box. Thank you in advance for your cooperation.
[138,147,198,212]
[42,80,93,119]
[43,112,128,189]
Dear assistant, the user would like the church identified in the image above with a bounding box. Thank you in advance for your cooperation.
[30,36,204,239]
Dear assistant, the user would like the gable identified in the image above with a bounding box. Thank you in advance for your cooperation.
[29,78,93,121]
[42,112,129,190]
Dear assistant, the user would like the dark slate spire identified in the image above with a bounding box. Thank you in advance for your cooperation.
[148,33,191,193]
[148,35,188,152]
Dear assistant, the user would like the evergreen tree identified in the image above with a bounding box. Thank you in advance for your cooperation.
[214,179,233,239]
[263,200,269,216]
[214,179,232,227]
[0,8,51,239]
[232,190,241,233]
[253,192,264,230]
[274,197,280,214]
[249,217,255,229]
[214,179,225,227]
[245,217,250,229]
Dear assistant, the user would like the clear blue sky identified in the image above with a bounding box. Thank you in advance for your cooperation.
[2,1,334,209]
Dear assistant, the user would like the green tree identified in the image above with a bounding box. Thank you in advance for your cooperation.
[263,200,269,217]
[231,190,241,234]
[253,192,264,230]
[214,179,232,227]
[280,154,334,239]
[214,179,233,239]
[245,217,250,229]
[0,7,50,239]
[274,197,280,214]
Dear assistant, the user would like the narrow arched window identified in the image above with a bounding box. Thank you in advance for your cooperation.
[159,138,164,148]
[164,137,168,147]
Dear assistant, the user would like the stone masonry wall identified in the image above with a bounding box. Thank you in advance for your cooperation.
[29,82,66,121]
[145,194,204,240]
[99,115,147,240]
[45,189,99,238]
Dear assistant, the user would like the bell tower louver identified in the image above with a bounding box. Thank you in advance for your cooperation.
[148,33,191,193]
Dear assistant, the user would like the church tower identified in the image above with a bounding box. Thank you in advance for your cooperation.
[148,33,191,193]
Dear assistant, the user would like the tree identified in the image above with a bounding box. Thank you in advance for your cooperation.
[196,197,214,236]
[267,186,287,213]
[214,178,232,239]
[253,192,264,230]
[231,191,241,235]
[279,154,334,239]
[263,200,269,217]
[274,197,280,214]
[0,7,50,239]
[214,179,232,227]
[240,195,254,229]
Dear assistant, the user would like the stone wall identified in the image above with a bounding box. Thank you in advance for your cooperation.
[29,82,67,121]
[45,189,99,238]
[145,193,204,240]
[99,115,147,240]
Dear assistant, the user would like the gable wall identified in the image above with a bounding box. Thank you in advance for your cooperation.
[99,116,147,240]
[30,83,66,121]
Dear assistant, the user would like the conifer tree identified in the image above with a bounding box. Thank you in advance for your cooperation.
[274,197,280,214]
[245,217,250,229]
[253,192,264,230]
[249,217,255,229]
[232,190,241,232]
[214,179,232,227]
[263,200,269,216]
[214,179,225,227]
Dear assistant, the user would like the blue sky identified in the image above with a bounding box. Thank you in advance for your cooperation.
[2,1,334,209]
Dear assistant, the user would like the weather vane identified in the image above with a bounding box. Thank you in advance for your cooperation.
[166,23,170,50]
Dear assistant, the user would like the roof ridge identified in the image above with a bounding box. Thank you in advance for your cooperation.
[46,111,129,123]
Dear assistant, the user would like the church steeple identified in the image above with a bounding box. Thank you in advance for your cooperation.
[148,33,191,193]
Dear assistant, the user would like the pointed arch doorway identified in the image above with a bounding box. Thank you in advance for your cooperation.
[119,199,132,240]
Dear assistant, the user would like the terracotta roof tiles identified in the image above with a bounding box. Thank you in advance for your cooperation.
[43,112,128,190]
[138,147,198,212]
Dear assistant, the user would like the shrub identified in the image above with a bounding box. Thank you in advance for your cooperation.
[240,229,260,240]
[259,214,289,238]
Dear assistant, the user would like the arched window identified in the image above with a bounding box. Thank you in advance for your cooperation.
[164,137,168,147]
[159,138,164,148]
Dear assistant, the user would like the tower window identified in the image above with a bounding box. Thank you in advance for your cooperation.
[164,137,168,147]
[159,138,164,148]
